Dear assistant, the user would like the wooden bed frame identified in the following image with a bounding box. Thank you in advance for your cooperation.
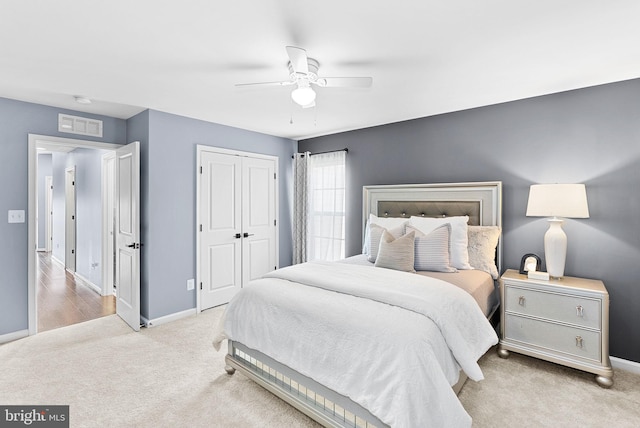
[224,181,503,428]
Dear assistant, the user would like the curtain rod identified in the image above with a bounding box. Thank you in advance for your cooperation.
[292,148,348,159]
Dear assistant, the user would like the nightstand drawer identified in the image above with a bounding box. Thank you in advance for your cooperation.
[504,314,601,362]
[504,285,601,329]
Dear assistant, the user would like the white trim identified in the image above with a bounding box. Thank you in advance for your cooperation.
[195,145,280,314]
[141,308,197,328]
[611,356,640,375]
[74,272,101,295]
[28,134,122,335]
[51,253,65,267]
[0,329,29,344]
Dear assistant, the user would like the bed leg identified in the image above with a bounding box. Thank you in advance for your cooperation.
[225,365,236,375]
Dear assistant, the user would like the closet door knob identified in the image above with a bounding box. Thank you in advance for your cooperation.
[234,233,242,239]
[243,232,255,238]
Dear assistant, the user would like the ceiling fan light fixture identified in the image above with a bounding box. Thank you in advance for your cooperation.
[291,86,316,107]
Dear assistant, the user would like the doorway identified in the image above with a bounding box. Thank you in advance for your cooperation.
[28,134,139,335]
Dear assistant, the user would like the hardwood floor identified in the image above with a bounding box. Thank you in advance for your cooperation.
[37,252,115,332]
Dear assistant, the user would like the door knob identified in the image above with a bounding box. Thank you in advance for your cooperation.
[243,232,254,238]
[234,233,242,239]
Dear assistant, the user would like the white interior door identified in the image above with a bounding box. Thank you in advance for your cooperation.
[200,152,242,310]
[115,141,141,331]
[242,157,276,285]
[65,166,76,272]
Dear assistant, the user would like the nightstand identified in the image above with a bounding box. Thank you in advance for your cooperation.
[498,269,613,388]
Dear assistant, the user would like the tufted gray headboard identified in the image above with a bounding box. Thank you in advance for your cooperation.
[376,201,481,225]
[363,181,503,273]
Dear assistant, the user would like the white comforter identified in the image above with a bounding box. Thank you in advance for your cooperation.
[213,261,498,427]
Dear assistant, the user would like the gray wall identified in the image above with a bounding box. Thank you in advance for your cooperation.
[299,78,640,363]
[36,154,52,249]
[128,109,296,320]
[50,148,107,287]
[0,97,126,336]
[51,152,66,263]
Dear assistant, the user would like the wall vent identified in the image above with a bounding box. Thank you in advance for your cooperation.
[58,114,103,138]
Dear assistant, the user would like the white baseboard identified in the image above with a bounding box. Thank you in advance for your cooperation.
[611,356,640,375]
[51,254,65,267]
[0,329,29,345]
[141,308,197,328]
[74,272,101,295]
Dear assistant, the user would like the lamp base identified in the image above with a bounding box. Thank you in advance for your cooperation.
[544,218,567,279]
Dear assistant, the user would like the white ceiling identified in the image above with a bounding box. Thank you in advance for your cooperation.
[2,1,640,141]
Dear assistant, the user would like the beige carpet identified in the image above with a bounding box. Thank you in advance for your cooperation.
[1,308,638,427]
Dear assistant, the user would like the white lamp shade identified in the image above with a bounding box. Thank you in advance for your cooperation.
[291,86,316,106]
[526,184,589,218]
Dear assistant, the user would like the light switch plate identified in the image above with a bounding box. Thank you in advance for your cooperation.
[8,210,25,223]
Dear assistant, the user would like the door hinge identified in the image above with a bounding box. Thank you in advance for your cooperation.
[200,166,203,174]
[274,219,276,226]
[200,282,203,290]
[274,172,276,179]
[199,224,202,232]
[72,181,75,186]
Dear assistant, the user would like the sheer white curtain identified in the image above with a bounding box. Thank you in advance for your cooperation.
[307,150,346,261]
[292,150,346,263]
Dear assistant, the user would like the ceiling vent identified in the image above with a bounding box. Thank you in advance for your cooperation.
[58,114,103,138]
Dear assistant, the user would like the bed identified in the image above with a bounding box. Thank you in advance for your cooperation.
[213,181,503,428]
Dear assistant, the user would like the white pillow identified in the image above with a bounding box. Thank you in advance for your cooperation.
[374,230,416,273]
[367,224,406,263]
[409,216,472,270]
[363,214,409,255]
[407,225,457,273]
[467,226,501,279]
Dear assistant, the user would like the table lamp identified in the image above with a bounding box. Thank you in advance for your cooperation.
[526,184,589,278]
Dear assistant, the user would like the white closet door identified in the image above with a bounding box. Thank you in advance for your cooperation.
[200,152,243,310]
[242,156,277,286]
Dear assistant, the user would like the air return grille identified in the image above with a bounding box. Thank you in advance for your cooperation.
[58,114,103,138]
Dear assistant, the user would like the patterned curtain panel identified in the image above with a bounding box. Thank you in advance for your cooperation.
[307,150,346,261]
[292,152,309,264]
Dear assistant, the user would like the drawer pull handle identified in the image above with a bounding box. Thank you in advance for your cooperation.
[576,305,584,317]
[575,336,583,348]
[518,296,526,306]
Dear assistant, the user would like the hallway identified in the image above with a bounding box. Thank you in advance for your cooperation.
[37,252,115,332]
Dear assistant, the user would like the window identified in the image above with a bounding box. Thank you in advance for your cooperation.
[307,151,346,261]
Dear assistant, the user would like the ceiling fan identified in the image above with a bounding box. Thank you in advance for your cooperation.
[236,46,373,108]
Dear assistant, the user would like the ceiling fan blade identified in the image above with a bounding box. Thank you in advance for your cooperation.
[315,77,373,88]
[235,81,294,88]
[286,46,309,75]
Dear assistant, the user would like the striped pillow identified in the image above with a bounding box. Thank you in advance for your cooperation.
[374,230,416,272]
[367,223,406,263]
[407,224,457,273]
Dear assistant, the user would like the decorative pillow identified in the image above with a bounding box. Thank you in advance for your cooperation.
[467,225,501,279]
[363,214,409,255]
[407,225,457,273]
[409,216,472,270]
[374,230,416,273]
[367,223,406,262]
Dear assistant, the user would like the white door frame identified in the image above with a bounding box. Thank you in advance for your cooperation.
[101,152,116,296]
[27,134,121,335]
[64,166,76,273]
[195,145,279,313]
